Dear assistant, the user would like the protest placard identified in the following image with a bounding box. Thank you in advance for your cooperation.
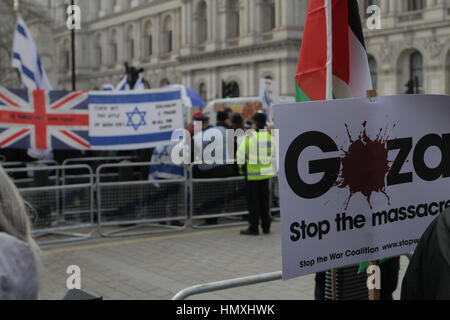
[273,95,450,280]
[88,89,184,150]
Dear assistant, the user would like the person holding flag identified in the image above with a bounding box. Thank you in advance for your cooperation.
[295,0,399,300]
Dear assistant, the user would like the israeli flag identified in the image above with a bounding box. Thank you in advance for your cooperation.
[115,75,145,91]
[88,89,184,150]
[11,15,52,90]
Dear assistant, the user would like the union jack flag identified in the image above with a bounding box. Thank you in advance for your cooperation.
[0,87,89,150]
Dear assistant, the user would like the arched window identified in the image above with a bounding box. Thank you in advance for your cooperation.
[262,0,275,32]
[227,0,240,39]
[162,16,173,53]
[223,80,240,98]
[94,33,102,68]
[407,0,424,11]
[368,55,378,90]
[125,25,135,61]
[60,39,70,70]
[194,1,207,45]
[143,21,153,56]
[160,78,170,87]
[198,82,207,102]
[109,29,118,65]
[95,0,101,17]
[410,51,423,91]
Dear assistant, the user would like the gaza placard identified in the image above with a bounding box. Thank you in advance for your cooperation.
[273,95,450,280]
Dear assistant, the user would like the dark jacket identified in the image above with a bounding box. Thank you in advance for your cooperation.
[401,207,450,300]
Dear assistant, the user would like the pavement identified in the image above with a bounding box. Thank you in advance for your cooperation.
[38,222,410,300]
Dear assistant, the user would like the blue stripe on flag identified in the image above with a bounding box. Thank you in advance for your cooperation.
[17,24,27,38]
[119,82,128,91]
[88,91,181,104]
[90,131,173,146]
[37,55,43,77]
[12,52,36,81]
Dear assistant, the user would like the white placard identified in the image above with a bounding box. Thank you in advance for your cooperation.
[88,89,184,150]
[273,95,450,280]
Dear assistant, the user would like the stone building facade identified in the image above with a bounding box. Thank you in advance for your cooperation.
[26,0,450,99]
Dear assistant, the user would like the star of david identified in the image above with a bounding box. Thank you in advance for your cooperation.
[126,107,147,131]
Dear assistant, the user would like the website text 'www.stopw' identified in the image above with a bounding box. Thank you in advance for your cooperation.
[381,238,419,250]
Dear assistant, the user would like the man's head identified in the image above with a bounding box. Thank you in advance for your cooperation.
[192,111,210,129]
[231,113,244,130]
[216,111,230,127]
[252,112,267,130]
[224,107,233,119]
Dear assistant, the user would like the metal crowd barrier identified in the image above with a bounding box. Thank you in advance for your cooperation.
[62,156,137,184]
[1,160,59,188]
[173,254,413,300]
[96,161,188,237]
[190,165,248,229]
[172,271,283,300]
[4,164,95,245]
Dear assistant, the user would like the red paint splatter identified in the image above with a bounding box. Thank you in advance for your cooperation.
[335,122,393,210]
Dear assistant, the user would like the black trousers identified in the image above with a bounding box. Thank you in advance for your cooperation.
[314,256,400,300]
[247,179,271,233]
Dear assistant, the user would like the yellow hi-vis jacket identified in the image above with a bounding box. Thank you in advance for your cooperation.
[236,131,275,181]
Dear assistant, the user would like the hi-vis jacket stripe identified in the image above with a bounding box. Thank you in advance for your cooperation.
[236,131,275,181]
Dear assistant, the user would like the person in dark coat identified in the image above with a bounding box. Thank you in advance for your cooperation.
[401,207,450,300]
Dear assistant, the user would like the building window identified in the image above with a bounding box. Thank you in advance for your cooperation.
[60,39,70,70]
[227,0,240,39]
[194,1,207,45]
[410,51,423,91]
[94,34,102,67]
[61,50,70,70]
[144,21,153,56]
[223,80,240,98]
[368,55,378,90]
[262,0,275,32]
[96,0,101,17]
[407,0,424,11]
[162,16,173,53]
[109,30,118,65]
[160,78,170,87]
[125,25,135,61]
[199,82,207,102]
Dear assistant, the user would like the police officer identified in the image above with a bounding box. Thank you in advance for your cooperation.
[237,112,275,235]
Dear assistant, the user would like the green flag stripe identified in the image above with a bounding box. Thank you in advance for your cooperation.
[295,82,311,102]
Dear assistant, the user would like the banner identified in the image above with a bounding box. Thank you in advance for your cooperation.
[273,95,450,280]
[88,89,183,150]
[0,87,89,150]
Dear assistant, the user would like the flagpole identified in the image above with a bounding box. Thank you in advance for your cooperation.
[325,0,336,300]
[71,0,76,91]
[325,0,333,100]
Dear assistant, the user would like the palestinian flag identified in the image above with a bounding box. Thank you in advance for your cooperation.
[295,0,372,102]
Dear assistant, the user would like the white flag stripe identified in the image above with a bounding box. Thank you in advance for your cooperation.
[0,87,31,110]
[49,92,88,113]
[0,127,31,148]
[11,15,52,90]
[50,128,89,150]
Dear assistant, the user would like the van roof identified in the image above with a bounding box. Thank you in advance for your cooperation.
[206,97,262,107]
